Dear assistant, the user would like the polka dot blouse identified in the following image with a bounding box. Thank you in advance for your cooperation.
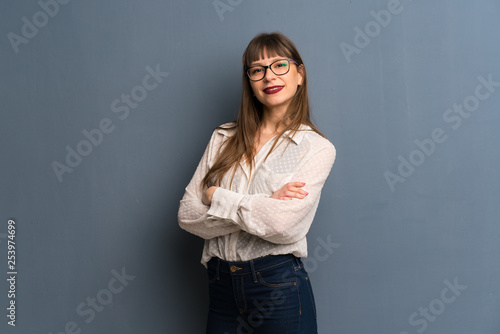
[178,122,336,267]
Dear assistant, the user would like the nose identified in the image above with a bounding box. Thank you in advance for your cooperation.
[263,66,277,81]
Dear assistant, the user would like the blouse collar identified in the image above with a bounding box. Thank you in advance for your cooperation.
[217,123,312,146]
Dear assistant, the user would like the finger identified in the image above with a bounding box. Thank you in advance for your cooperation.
[288,182,306,188]
[286,187,309,197]
[296,191,307,198]
[283,182,304,191]
[284,190,299,198]
[282,190,306,199]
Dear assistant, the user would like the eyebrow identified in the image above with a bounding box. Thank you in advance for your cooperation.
[250,57,286,67]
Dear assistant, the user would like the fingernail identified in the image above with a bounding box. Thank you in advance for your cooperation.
[304,192,309,195]
[301,182,306,185]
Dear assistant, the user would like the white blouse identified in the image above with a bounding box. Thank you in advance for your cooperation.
[178,122,336,267]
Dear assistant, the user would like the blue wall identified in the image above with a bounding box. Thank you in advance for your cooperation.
[1,0,499,333]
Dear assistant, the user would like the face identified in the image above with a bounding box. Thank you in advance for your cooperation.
[248,54,303,114]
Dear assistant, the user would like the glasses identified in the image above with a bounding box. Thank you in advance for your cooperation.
[246,59,299,81]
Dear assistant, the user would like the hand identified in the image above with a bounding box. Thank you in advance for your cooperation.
[203,186,218,206]
[270,182,308,201]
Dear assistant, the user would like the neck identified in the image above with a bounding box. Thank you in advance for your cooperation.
[260,105,289,134]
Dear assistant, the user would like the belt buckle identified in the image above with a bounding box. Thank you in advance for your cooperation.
[230,265,242,272]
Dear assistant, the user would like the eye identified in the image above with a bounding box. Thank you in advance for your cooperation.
[251,68,264,75]
[275,61,288,68]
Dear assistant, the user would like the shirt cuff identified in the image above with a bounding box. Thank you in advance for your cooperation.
[206,187,245,223]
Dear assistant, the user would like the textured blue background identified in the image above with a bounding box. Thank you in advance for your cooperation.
[1,0,499,333]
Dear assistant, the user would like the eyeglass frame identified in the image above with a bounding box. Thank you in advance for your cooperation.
[246,58,300,81]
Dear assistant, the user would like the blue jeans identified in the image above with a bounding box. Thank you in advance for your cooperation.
[206,254,318,334]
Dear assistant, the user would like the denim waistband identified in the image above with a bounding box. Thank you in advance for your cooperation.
[207,254,301,278]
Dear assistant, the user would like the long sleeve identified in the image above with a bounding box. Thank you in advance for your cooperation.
[206,143,336,244]
[177,130,241,239]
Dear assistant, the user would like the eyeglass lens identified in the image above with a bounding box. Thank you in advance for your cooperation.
[248,59,291,81]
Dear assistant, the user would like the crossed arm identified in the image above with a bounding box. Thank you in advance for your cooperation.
[202,181,307,206]
[177,131,336,243]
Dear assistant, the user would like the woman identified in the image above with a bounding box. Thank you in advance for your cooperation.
[178,32,336,333]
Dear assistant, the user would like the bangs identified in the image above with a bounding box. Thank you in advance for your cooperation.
[243,34,294,68]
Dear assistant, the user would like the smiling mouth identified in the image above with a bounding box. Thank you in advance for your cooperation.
[263,86,284,94]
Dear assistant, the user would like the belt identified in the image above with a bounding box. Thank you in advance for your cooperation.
[207,254,301,278]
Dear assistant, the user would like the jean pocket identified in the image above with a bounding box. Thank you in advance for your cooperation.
[302,270,317,320]
[257,262,297,287]
[207,266,218,284]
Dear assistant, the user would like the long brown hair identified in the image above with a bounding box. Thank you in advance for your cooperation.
[201,32,326,189]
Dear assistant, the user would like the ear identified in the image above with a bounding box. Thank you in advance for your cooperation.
[297,64,304,86]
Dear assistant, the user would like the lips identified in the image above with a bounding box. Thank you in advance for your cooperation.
[263,86,284,94]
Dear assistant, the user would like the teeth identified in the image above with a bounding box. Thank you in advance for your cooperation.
[266,87,282,91]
